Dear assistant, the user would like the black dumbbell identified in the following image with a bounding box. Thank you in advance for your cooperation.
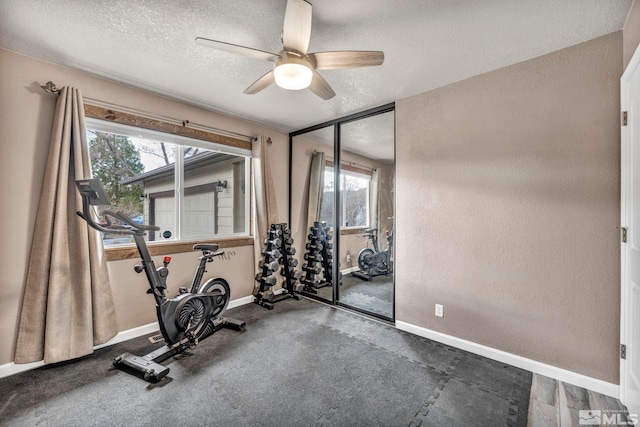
[306,242,322,251]
[288,258,299,267]
[261,276,277,287]
[287,247,296,256]
[302,264,322,274]
[265,237,282,247]
[305,279,322,288]
[280,266,295,275]
[259,289,275,302]
[269,227,282,236]
[259,259,279,271]
[262,248,281,258]
[304,253,322,261]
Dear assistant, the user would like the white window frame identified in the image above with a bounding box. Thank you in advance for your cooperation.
[323,167,371,229]
[86,118,251,244]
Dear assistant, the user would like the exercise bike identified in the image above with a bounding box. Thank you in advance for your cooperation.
[354,228,394,280]
[76,178,245,382]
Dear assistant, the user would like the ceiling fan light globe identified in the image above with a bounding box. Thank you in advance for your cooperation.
[274,63,313,90]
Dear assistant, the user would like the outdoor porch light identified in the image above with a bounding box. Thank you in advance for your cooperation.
[214,180,228,191]
[273,52,313,90]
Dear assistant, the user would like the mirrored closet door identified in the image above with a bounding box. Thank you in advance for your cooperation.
[289,104,395,321]
[290,126,335,304]
[337,110,395,319]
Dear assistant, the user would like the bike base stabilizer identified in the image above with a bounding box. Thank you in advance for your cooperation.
[112,316,246,383]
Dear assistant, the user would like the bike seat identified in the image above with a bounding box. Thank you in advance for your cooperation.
[364,228,377,233]
[193,243,219,251]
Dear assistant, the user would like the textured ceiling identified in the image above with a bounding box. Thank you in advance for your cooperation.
[0,0,633,138]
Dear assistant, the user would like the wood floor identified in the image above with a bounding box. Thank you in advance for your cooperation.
[528,374,629,426]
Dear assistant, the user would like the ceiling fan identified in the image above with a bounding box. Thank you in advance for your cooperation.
[195,0,384,100]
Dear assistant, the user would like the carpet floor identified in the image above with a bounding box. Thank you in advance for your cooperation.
[0,298,531,427]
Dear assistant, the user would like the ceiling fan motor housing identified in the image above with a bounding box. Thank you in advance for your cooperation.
[273,50,313,90]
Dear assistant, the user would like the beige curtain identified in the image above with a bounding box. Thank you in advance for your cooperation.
[369,168,380,234]
[14,87,117,364]
[306,151,325,232]
[252,136,279,275]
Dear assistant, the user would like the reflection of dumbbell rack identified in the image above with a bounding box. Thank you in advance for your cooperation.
[301,221,333,293]
[253,223,303,310]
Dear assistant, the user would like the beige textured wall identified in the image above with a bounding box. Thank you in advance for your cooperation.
[396,32,622,383]
[624,0,640,69]
[0,48,289,365]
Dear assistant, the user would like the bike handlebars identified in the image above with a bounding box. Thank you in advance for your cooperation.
[76,210,138,236]
[76,178,161,237]
[76,209,160,236]
[108,210,160,232]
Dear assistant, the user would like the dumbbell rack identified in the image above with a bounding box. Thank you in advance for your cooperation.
[253,223,303,310]
[301,221,333,293]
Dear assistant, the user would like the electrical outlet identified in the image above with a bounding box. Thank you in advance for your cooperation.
[435,304,444,318]
[346,254,351,263]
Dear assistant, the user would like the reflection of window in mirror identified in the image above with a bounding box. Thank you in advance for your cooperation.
[320,168,371,229]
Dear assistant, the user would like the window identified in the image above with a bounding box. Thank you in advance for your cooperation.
[86,119,250,247]
[320,168,370,228]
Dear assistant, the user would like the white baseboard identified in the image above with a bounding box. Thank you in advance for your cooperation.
[396,320,620,399]
[93,322,161,350]
[341,266,360,275]
[0,294,255,379]
[228,295,255,309]
[0,360,45,379]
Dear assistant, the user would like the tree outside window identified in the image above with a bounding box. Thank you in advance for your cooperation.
[86,126,249,247]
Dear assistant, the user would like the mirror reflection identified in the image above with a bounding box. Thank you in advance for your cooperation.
[291,126,335,303]
[337,111,395,319]
[289,107,395,320]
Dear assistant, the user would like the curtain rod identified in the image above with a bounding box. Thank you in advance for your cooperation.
[310,149,375,172]
[40,81,255,142]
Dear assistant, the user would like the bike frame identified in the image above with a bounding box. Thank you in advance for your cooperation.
[364,229,393,253]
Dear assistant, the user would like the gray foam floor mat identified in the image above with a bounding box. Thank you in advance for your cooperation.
[0,298,531,426]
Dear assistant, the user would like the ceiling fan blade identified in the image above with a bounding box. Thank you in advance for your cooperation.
[244,70,276,95]
[308,71,335,100]
[282,0,312,54]
[309,51,385,70]
[195,37,280,62]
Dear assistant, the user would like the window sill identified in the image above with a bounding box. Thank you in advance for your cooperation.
[105,236,254,261]
[340,227,369,236]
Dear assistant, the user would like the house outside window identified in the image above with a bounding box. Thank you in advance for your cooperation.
[86,119,250,247]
